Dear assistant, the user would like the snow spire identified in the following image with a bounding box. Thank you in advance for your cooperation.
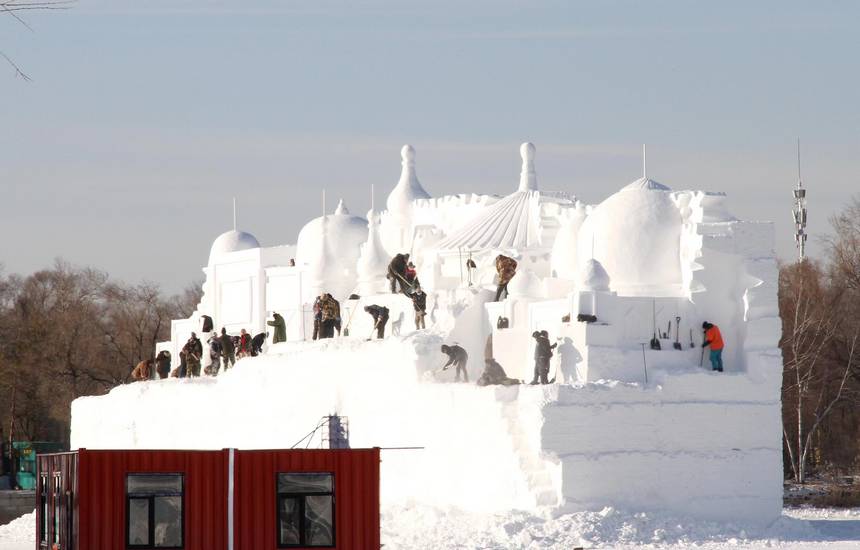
[357,207,389,295]
[518,142,537,192]
[386,144,430,214]
[335,199,350,216]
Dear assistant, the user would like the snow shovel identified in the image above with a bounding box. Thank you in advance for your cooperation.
[366,318,381,341]
[699,333,706,367]
[673,317,682,350]
[640,343,649,384]
[664,320,671,339]
[650,300,661,350]
[689,328,695,348]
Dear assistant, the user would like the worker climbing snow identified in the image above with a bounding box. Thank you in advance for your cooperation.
[320,293,339,338]
[440,344,469,382]
[494,254,518,301]
[530,330,556,385]
[183,333,203,377]
[219,328,236,371]
[206,333,222,375]
[131,359,153,381]
[267,312,287,344]
[411,285,427,329]
[387,253,411,295]
[364,305,390,339]
[702,321,724,372]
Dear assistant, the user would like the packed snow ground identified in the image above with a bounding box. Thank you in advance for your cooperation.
[3,507,860,549]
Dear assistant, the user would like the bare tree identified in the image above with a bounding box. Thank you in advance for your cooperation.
[1,0,72,80]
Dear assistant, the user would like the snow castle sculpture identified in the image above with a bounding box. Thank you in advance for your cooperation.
[73,141,783,526]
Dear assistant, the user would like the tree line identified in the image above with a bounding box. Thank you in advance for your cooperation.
[780,196,860,483]
[0,261,200,447]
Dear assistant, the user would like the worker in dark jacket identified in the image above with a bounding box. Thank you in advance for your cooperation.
[702,321,725,372]
[364,305,389,339]
[387,253,410,294]
[267,312,287,344]
[411,285,427,329]
[494,254,518,301]
[183,333,203,377]
[219,328,236,371]
[530,330,556,385]
[155,351,171,379]
[251,332,267,356]
[441,344,469,382]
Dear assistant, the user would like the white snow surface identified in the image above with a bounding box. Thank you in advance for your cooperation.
[4,507,860,549]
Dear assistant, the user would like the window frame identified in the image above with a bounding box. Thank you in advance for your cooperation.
[39,473,48,546]
[125,473,185,550]
[52,473,61,546]
[275,472,336,548]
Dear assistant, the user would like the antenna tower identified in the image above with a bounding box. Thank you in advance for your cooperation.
[792,138,808,262]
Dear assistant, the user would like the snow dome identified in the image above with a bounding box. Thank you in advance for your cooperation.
[295,200,369,299]
[577,177,683,295]
[208,229,260,265]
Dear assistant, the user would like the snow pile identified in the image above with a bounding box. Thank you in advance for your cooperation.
[380,505,857,549]
[0,510,35,544]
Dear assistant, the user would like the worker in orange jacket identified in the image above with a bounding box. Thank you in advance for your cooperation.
[702,321,724,372]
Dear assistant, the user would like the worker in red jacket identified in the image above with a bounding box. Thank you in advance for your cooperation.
[702,321,724,372]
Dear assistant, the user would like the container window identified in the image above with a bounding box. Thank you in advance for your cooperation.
[276,473,334,548]
[126,474,184,549]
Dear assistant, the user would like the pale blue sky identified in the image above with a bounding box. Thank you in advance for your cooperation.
[1,1,858,291]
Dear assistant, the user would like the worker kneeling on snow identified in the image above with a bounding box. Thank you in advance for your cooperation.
[702,321,724,372]
[477,358,520,386]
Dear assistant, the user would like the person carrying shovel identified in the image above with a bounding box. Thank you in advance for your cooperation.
[702,321,724,372]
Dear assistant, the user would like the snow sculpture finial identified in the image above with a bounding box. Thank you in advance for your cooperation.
[402,144,416,163]
[519,142,538,192]
[335,199,350,216]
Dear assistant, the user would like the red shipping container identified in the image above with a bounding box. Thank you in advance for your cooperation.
[37,448,381,550]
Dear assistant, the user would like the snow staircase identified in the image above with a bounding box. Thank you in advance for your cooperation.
[499,398,560,508]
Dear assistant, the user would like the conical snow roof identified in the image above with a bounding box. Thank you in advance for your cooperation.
[386,145,431,215]
[437,142,542,251]
[581,258,611,291]
[622,177,671,192]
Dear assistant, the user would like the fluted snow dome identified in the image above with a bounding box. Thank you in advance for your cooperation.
[577,177,682,295]
[208,230,260,265]
[295,200,368,271]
